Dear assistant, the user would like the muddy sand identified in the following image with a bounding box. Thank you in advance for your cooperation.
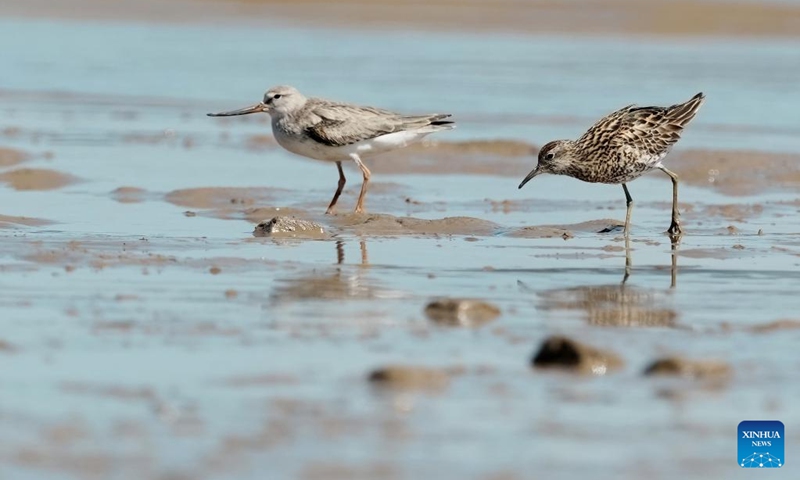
[5,0,800,37]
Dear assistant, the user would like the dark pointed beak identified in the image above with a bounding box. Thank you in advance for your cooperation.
[518,167,540,189]
[207,103,266,117]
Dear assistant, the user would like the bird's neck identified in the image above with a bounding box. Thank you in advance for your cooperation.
[271,111,303,136]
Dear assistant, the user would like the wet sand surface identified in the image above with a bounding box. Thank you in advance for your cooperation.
[4,0,800,37]
[2,4,800,480]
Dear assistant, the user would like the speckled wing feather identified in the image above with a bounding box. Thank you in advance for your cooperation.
[304,100,452,147]
[576,93,705,159]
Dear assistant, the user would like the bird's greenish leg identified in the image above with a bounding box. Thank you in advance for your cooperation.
[622,183,633,237]
[623,233,632,284]
[658,166,682,236]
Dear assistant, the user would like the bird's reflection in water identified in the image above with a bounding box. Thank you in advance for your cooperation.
[270,239,398,304]
[669,233,679,289]
[623,233,679,288]
[523,235,680,328]
[538,283,678,328]
[335,238,369,266]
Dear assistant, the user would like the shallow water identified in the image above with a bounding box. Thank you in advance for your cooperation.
[1,15,800,480]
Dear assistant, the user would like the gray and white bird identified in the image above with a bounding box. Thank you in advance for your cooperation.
[208,85,454,214]
[518,93,705,236]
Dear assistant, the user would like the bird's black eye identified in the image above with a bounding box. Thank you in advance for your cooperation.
[545,153,555,160]
[273,94,281,100]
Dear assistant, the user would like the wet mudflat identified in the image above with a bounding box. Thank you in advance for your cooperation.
[1,8,800,480]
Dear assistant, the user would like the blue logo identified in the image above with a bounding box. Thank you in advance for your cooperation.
[738,420,784,468]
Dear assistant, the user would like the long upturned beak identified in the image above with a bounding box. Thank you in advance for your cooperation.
[207,103,266,117]
[518,166,540,189]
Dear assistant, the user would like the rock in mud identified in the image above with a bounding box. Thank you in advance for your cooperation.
[644,357,731,379]
[253,216,326,239]
[368,366,449,390]
[425,298,501,327]
[531,336,623,375]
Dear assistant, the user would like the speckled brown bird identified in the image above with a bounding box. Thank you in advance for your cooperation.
[519,92,705,236]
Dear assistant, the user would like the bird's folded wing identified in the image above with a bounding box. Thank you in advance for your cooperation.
[610,106,683,156]
[305,104,401,147]
[578,105,681,157]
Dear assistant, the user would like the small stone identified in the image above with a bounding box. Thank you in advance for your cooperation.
[224,289,238,299]
[643,357,731,379]
[184,211,197,217]
[209,266,221,275]
[425,298,501,327]
[531,336,623,375]
[368,366,449,391]
[253,216,326,239]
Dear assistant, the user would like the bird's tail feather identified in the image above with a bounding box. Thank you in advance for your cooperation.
[403,113,455,131]
[431,119,455,127]
[668,92,705,126]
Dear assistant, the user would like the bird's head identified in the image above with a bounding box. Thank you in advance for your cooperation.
[518,140,576,189]
[207,85,307,118]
